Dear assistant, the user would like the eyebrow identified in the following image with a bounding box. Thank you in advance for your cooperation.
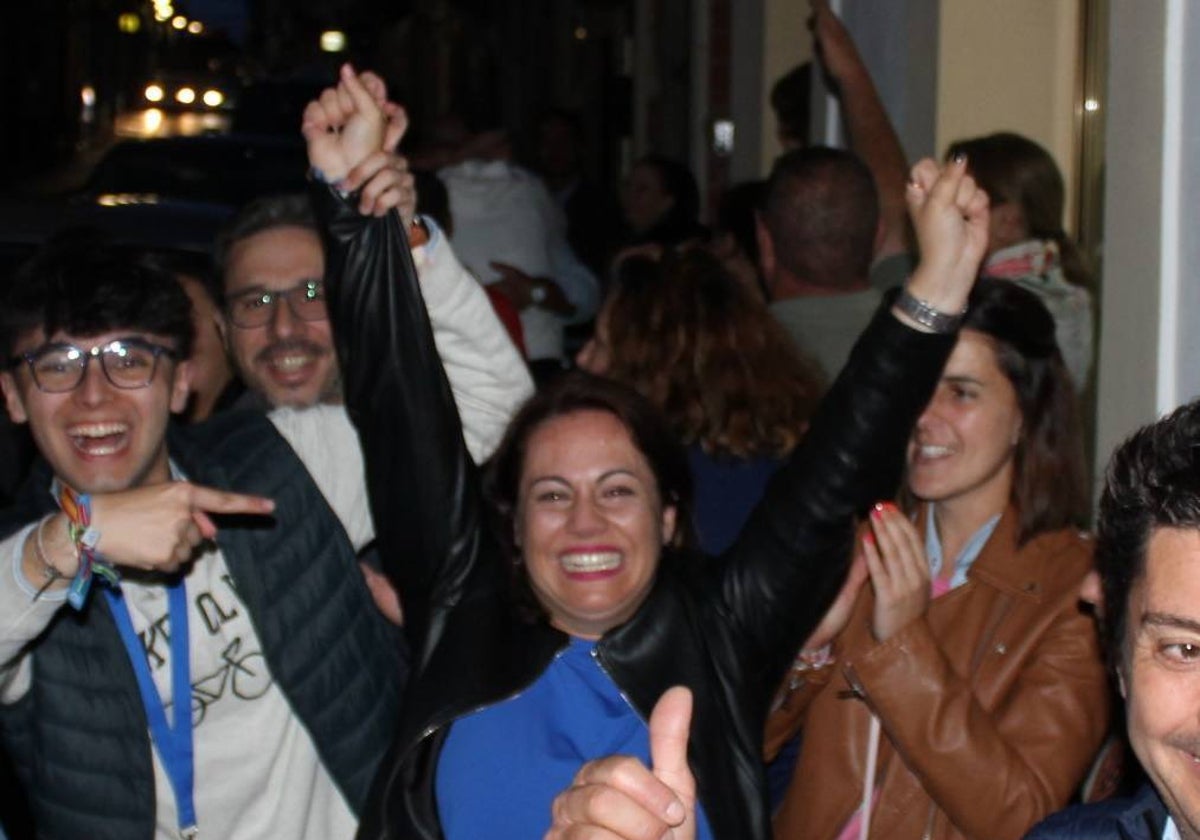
[941,374,985,387]
[1141,612,1200,634]
[527,468,641,487]
[226,278,323,296]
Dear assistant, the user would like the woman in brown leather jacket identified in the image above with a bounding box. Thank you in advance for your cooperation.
[766,279,1111,840]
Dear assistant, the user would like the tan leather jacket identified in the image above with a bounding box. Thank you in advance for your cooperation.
[766,508,1111,840]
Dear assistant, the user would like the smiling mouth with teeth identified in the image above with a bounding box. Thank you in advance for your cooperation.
[268,353,316,371]
[68,423,130,456]
[560,551,623,574]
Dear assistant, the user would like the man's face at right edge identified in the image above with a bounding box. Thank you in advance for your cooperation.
[1122,526,1200,840]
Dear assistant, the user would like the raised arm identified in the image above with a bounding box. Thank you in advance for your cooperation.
[812,0,911,260]
[720,157,988,685]
[303,65,484,648]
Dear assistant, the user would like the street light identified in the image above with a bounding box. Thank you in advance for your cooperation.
[202,89,224,108]
[320,30,347,52]
[144,83,165,103]
[171,15,187,30]
[187,21,204,34]
[176,87,196,105]
[118,13,141,33]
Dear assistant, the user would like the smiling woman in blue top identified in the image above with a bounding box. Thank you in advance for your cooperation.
[302,68,992,840]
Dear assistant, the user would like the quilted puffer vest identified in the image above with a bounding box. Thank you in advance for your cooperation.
[0,410,407,840]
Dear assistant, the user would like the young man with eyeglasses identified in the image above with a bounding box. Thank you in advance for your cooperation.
[0,69,530,840]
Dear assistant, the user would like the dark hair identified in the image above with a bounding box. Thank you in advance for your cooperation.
[0,229,193,360]
[770,63,812,147]
[762,146,878,287]
[483,372,695,620]
[628,155,703,248]
[946,132,1091,290]
[957,278,1088,542]
[1096,400,1200,668]
[716,180,766,267]
[599,250,818,458]
[212,193,317,297]
[141,248,221,308]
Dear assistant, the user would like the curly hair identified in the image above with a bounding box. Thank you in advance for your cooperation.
[598,250,819,459]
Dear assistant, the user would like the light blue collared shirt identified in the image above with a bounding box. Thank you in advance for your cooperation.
[923,505,1002,589]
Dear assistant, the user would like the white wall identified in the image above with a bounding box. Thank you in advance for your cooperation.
[1093,0,1174,481]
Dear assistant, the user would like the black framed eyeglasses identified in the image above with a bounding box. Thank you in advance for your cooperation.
[7,338,179,393]
[225,279,327,329]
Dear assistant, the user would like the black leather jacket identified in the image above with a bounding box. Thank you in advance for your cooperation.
[314,185,956,840]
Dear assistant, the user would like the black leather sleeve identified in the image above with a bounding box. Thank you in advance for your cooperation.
[718,304,955,688]
[311,187,484,656]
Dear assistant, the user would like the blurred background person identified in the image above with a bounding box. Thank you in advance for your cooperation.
[576,249,820,555]
[433,122,598,384]
[947,132,1094,391]
[532,108,621,282]
[766,279,1110,840]
[758,146,881,390]
[142,249,243,423]
[619,154,705,253]
[709,180,768,303]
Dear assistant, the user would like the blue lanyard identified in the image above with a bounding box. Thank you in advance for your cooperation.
[104,580,197,838]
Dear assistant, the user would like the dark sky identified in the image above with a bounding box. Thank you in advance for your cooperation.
[187,0,249,43]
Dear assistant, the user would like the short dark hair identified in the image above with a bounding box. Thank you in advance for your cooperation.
[1096,400,1200,668]
[483,372,695,620]
[0,229,193,360]
[212,193,317,296]
[762,146,878,287]
[960,278,1088,543]
[141,248,221,308]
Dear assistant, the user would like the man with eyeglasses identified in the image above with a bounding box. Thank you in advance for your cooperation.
[212,133,530,442]
[0,68,531,840]
[214,194,346,410]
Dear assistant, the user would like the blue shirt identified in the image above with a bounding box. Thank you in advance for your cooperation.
[436,638,714,839]
[688,445,784,555]
[923,505,1002,588]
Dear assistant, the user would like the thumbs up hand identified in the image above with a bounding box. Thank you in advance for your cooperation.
[545,686,696,840]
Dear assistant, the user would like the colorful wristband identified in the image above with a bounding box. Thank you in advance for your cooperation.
[53,481,121,609]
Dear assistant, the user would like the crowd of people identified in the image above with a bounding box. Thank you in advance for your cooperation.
[4,3,1200,840]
